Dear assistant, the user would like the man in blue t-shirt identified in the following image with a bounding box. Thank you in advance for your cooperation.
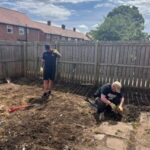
[42,45,61,98]
[93,81,124,121]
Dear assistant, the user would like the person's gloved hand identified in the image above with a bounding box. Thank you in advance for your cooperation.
[117,105,123,113]
[52,49,62,57]
[110,103,117,111]
[40,67,43,73]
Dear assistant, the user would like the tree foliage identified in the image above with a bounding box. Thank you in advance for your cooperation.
[90,5,149,41]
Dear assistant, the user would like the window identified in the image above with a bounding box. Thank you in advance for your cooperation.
[19,27,25,35]
[46,34,51,39]
[7,25,13,34]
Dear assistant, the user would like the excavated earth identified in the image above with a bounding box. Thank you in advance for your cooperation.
[0,78,149,150]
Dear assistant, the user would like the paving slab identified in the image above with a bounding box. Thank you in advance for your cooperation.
[135,112,150,149]
[93,122,133,140]
[106,137,127,150]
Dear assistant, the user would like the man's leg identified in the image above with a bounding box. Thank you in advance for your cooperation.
[48,80,54,95]
[94,98,107,121]
[48,69,55,95]
[42,80,49,97]
[107,98,122,121]
[95,98,107,114]
[42,69,50,97]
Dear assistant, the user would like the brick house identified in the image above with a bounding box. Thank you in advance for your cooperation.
[0,7,89,42]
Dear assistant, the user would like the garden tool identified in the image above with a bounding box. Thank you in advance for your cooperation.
[8,103,40,113]
[85,97,97,109]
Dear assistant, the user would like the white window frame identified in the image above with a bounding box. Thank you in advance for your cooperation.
[19,27,25,35]
[46,34,51,39]
[7,25,13,34]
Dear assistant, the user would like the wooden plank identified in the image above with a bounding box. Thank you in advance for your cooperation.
[144,45,150,88]
[136,44,142,88]
[140,45,146,88]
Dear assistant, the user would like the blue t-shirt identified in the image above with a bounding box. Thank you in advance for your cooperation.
[94,83,123,101]
[42,51,57,70]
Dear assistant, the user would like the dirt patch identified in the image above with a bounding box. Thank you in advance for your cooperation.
[0,78,149,150]
[0,80,95,150]
[122,105,141,122]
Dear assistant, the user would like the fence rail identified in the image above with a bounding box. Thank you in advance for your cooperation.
[0,41,150,88]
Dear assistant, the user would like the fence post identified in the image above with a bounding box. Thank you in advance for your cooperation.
[22,42,27,77]
[34,42,39,78]
[94,41,98,85]
[55,41,60,81]
[21,42,24,77]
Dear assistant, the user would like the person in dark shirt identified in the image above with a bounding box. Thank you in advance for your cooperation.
[42,44,61,98]
[93,81,124,121]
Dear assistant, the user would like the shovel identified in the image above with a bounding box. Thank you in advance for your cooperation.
[8,103,41,113]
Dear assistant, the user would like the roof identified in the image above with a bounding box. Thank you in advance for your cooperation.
[0,7,34,27]
[0,7,89,40]
[33,21,89,40]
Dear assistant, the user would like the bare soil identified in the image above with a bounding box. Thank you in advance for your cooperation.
[0,78,149,150]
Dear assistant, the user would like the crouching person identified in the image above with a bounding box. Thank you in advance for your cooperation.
[94,81,124,122]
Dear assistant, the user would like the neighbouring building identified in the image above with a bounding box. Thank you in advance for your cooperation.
[0,7,90,42]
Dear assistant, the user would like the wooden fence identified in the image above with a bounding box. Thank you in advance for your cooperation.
[0,41,150,88]
[0,41,24,79]
[57,41,150,88]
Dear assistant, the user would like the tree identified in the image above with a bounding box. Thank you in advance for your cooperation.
[90,5,149,41]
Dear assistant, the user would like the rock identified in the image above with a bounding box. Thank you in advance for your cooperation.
[106,137,127,150]
[93,134,105,140]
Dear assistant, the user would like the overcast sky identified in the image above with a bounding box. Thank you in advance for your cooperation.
[0,0,150,34]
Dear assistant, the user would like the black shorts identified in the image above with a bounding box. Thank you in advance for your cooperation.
[43,68,56,81]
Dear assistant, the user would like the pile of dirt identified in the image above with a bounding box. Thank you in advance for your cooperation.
[0,79,149,150]
[122,105,141,122]
[0,81,95,150]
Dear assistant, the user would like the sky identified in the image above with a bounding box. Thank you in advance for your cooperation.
[0,0,150,34]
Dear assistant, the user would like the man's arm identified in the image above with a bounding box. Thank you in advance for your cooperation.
[101,94,117,110]
[119,97,124,107]
[101,94,112,105]
[40,53,45,72]
[52,49,62,57]
[117,97,124,112]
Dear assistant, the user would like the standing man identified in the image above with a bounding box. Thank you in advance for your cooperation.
[93,81,124,121]
[42,44,61,98]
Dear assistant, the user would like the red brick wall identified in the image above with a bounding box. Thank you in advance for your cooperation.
[39,31,46,42]
[0,23,41,42]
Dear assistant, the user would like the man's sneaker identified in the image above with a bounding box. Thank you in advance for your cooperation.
[48,90,51,96]
[99,112,105,121]
[42,92,49,98]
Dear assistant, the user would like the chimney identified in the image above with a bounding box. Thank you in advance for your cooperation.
[47,21,51,26]
[62,24,65,30]
[73,27,76,32]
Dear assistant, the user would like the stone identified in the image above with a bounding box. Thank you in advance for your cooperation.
[94,122,133,139]
[106,137,127,150]
[93,134,105,140]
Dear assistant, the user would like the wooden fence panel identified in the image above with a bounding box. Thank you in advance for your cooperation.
[58,42,95,84]
[0,41,150,89]
[0,41,23,79]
